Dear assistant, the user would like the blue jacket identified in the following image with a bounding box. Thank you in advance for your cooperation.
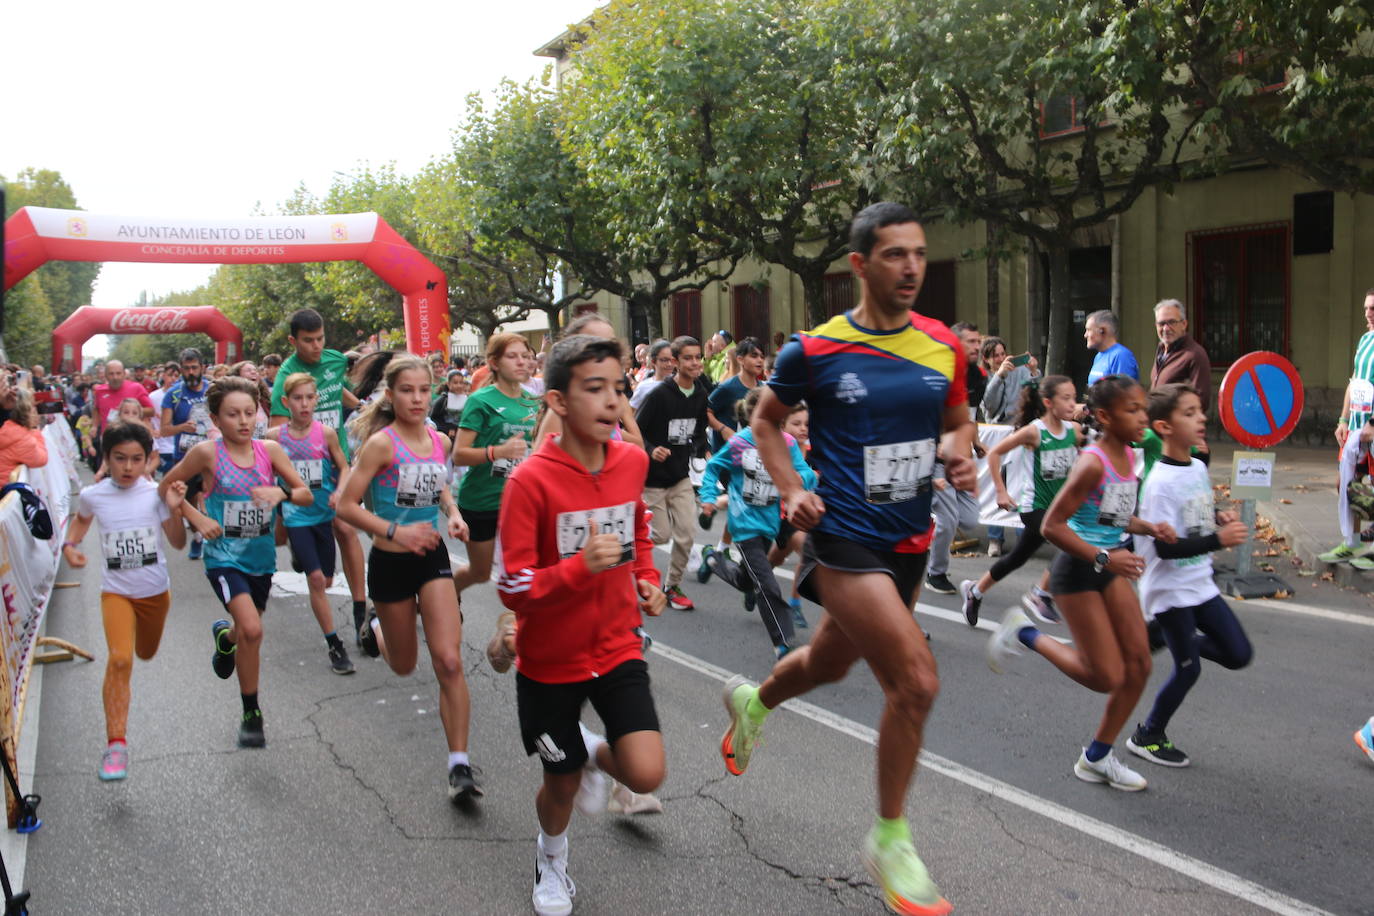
[699,428,816,542]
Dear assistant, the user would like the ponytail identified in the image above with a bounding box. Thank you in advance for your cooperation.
[1013,374,1070,429]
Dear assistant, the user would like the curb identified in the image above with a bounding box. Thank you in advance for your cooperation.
[1257,497,1374,593]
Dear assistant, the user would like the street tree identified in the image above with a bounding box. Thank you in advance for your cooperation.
[3,168,101,327]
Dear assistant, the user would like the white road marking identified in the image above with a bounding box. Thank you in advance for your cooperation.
[1234,596,1374,628]
[650,640,1335,916]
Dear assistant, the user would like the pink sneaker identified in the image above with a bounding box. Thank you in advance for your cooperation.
[100,743,129,781]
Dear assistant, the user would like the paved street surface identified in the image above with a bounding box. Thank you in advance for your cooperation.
[19,517,1371,914]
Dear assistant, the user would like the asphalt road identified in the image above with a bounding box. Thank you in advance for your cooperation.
[19,520,1372,915]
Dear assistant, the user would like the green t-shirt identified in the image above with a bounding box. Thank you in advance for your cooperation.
[455,384,539,513]
[269,349,353,455]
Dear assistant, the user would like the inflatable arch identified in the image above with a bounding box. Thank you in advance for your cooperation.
[52,305,244,370]
[2,207,449,371]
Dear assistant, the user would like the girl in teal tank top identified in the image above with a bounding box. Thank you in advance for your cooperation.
[157,377,313,748]
[986,375,1180,793]
[961,376,1079,627]
[335,354,481,801]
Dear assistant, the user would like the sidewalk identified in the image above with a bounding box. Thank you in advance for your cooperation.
[1204,441,1372,593]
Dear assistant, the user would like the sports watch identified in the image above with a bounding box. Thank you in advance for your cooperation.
[1092,549,1111,573]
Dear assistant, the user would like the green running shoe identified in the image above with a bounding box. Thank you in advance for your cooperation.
[1318,543,1357,564]
[720,675,764,776]
[861,830,952,916]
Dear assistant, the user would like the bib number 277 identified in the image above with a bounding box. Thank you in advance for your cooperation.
[863,440,934,504]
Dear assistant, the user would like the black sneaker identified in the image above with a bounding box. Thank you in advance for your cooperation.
[358,615,380,659]
[1126,726,1190,767]
[925,573,957,595]
[238,709,266,749]
[211,619,236,679]
[743,590,756,613]
[958,579,982,627]
[697,546,716,584]
[1146,618,1168,654]
[447,763,484,803]
[328,643,355,675]
[698,510,715,531]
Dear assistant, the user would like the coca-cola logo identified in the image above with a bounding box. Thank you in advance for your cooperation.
[109,308,192,333]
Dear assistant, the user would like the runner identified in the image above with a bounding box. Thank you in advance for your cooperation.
[1356,716,1374,764]
[959,375,1079,627]
[451,333,540,605]
[334,354,480,804]
[766,401,813,630]
[530,314,645,448]
[717,202,972,916]
[494,334,667,916]
[1128,383,1251,767]
[698,386,816,657]
[268,308,369,639]
[159,377,313,748]
[161,348,212,560]
[987,374,1176,791]
[264,372,355,676]
[61,423,189,780]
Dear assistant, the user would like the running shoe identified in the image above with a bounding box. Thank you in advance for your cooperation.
[958,579,981,627]
[211,619,236,679]
[448,763,484,803]
[987,540,1003,558]
[698,508,715,531]
[861,829,952,916]
[238,709,266,749]
[924,573,956,595]
[573,765,609,816]
[328,642,355,675]
[720,675,764,776]
[1352,555,1374,571]
[790,598,808,630]
[99,743,129,781]
[774,643,790,660]
[1126,726,1190,767]
[743,590,756,613]
[1318,543,1358,564]
[486,610,517,673]
[636,626,654,653]
[1354,717,1374,764]
[1021,588,1061,625]
[1073,749,1146,791]
[532,837,575,916]
[358,615,381,658]
[986,607,1031,674]
[609,781,663,815]
[697,546,716,584]
[664,585,695,611]
[188,536,203,561]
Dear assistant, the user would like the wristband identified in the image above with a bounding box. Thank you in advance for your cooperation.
[386,521,398,540]
[487,445,495,462]
[62,540,78,549]
[280,483,292,500]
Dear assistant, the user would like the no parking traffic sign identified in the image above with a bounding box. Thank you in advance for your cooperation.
[1218,351,1305,449]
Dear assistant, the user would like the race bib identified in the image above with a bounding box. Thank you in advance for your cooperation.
[222,500,269,538]
[1040,447,1075,481]
[491,445,530,479]
[293,459,324,490]
[1096,481,1136,528]
[396,462,443,508]
[253,418,267,440]
[1181,491,1215,538]
[667,418,694,446]
[181,401,211,449]
[741,450,778,507]
[105,407,120,426]
[863,439,935,505]
[101,526,158,570]
[317,407,342,430]
[1351,379,1374,415]
[556,502,635,567]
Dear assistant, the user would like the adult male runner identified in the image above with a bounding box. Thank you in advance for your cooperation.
[268,309,368,635]
[719,202,974,915]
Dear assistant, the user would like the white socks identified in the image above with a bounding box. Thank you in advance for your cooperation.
[539,829,567,858]
[579,722,607,769]
[447,751,469,769]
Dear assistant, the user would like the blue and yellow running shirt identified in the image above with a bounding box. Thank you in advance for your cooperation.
[769,311,966,553]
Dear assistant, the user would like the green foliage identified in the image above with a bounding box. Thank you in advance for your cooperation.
[2,277,55,368]
[3,168,101,324]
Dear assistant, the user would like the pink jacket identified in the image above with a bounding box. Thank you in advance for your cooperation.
[0,421,48,482]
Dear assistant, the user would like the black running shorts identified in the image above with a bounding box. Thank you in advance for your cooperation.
[1048,552,1116,595]
[461,509,499,544]
[795,530,928,608]
[206,567,272,612]
[516,659,659,775]
[366,544,453,604]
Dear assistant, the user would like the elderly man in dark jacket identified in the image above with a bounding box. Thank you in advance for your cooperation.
[1149,298,1212,406]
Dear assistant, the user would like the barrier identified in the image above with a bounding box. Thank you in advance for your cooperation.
[0,420,79,827]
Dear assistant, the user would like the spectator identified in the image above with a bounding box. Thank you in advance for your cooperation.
[132,364,157,392]
[29,365,49,392]
[1325,289,1374,564]
[92,360,154,436]
[0,390,48,481]
[1084,309,1139,386]
[706,337,765,452]
[429,369,469,442]
[927,322,988,584]
[950,322,987,413]
[1149,299,1212,408]
[980,337,1040,424]
[703,330,735,384]
[630,340,676,409]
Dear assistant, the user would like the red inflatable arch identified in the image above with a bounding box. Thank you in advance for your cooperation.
[51,305,244,370]
[3,207,449,371]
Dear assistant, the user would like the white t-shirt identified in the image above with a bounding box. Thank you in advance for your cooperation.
[1133,458,1218,620]
[630,377,665,410]
[77,478,172,599]
[148,388,174,454]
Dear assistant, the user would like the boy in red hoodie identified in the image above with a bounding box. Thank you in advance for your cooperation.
[497,335,667,916]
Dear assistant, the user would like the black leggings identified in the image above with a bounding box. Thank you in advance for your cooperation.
[710,536,794,650]
[988,509,1048,582]
[1142,594,1253,733]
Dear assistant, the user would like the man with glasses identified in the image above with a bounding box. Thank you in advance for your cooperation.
[1149,299,1212,407]
[1083,309,1139,388]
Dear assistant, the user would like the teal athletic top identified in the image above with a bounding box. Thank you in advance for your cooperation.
[1067,443,1137,549]
[368,426,449,530]
[203,439,278,575]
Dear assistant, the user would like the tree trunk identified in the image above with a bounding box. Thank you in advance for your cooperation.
[629,290,664,341]
[799,267,828,328]
[985,249,1000,337]
[1044,243,1072,377]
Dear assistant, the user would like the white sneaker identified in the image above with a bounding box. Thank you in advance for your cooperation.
[532,837,575,916]
[988,541,1003,557]
[573,724,610,815]
[986,608,1032,674]
[609,780,664,815]
[1073,749,1147,791]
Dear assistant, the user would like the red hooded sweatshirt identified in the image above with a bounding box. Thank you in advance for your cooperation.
[496,435,660,683]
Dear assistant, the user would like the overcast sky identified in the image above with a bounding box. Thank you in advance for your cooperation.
[4,0,585,327]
